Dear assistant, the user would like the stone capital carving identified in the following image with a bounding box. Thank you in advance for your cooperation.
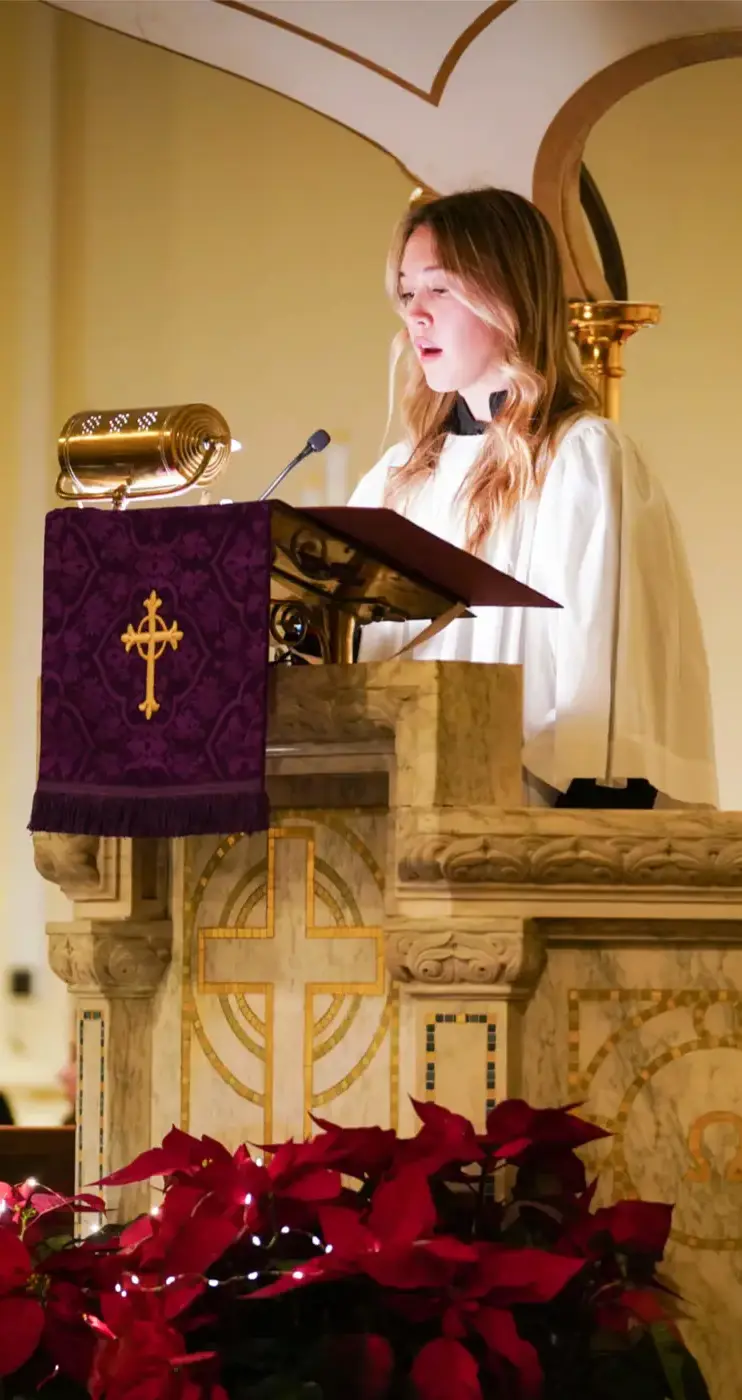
[33,831,101,899]
[396,809,742,892]
[385,916,543,993]
[48,920,172,997]
[33,832,169,921]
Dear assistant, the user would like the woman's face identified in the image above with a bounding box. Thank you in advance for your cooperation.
[397,224,508,415]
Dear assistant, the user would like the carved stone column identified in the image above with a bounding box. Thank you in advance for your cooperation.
[386,914,544,1136]
[34,833,171,1223]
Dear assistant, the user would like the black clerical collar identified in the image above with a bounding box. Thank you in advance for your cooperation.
[449,389,507,435]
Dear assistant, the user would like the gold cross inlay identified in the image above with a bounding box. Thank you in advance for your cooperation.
[121,590,183,720]
[198,828,384,1139]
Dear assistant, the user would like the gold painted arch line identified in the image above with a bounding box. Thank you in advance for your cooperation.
[214,0,516,106]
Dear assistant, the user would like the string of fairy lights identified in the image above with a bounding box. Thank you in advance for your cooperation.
[1,1174,337,1301]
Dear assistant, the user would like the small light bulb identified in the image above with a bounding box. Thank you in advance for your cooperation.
[120,1289,128,1298]
[312,1236,321,1247]
[114,1284,122,1294]
[248,1271,259,1281]
[251,1235,262,1247]
[25,1178,38,1189]
[292,1270,304,1280]
[208,1278,219,1288]
[280,1225,289,1235]
[244,1193,252,1206]
[130,1275,140,1286]
[166,1276,175,1286]
[150,1205,160,1216]
[255,1157,263,1168]
[325,1244,333,1254]
[230,439,242,453]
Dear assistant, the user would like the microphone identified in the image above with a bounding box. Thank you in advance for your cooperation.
[259,428,331,501]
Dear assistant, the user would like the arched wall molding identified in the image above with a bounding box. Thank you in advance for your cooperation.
[38,3,742,301]
[534,29,742,300]
[214,0,516,107]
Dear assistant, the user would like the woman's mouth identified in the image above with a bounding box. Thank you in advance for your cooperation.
[417,344,443,361]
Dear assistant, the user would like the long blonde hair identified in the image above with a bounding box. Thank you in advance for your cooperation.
[385,188,599,554]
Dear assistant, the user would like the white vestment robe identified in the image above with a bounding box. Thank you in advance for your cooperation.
[348,415,717,808]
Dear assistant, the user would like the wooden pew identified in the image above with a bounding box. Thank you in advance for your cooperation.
[0,1125,76,1198]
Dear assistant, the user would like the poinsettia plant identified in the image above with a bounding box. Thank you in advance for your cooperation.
[0,1098,710,1400]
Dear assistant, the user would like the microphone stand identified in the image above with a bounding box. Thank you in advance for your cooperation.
[261,429,332,666]
[259,429,331,501]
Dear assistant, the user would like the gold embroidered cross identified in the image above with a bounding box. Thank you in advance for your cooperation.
[121,590,183,720]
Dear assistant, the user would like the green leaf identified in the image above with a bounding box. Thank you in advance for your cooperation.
[34,1233,75,1260]
[650,1323,712,1400]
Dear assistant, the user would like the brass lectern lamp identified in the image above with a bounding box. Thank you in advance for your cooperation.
[56,404,236,508]
[56,403,555,666]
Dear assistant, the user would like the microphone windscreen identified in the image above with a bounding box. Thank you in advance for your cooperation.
[307,429,331,454]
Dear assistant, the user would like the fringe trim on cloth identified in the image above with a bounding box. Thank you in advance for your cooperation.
[28,789,270,839]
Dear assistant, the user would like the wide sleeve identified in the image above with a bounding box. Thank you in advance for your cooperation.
[347,442,408,509]
[521,419,717,805]
[521,419,622,791]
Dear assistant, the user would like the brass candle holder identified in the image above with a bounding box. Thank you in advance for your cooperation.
[568,301,661,421]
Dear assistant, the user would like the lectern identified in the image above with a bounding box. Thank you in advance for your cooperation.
[30,498,555,840]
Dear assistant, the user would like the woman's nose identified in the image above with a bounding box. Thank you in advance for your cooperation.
[408,296,431,325]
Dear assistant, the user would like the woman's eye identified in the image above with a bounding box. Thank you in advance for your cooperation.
[432,287,448,296]
[399,292,413,305]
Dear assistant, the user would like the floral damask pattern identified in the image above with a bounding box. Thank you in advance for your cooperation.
[31,503,271,836]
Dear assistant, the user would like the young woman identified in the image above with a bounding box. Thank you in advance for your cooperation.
[348,188,717,809]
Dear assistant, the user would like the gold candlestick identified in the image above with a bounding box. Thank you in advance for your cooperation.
[568,301,661,421]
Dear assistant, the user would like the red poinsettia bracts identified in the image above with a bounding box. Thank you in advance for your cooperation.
[250,1162,584,1400]
[430,1244,583,1396]
[249,1166,460,1297]
[391,1241,584,1400]
[0,1227,44,1377]
[95,1128,235,1189]
[1,1179,104,1237]
[570,1198,673,1258]
[0,1096,704,1400]
[99,1125,343,1241]
[483,1099,608,1156]
[481,1099,610,1195]
[89,1289,226,1400]
[396,1100,484,1175]
[0,1181,112,1382]
[253,1138,343,1227]
[116,1183,241,1295]
[309,1115,398,1181]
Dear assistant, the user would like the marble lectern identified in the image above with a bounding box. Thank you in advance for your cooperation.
[35,658,742,1400]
